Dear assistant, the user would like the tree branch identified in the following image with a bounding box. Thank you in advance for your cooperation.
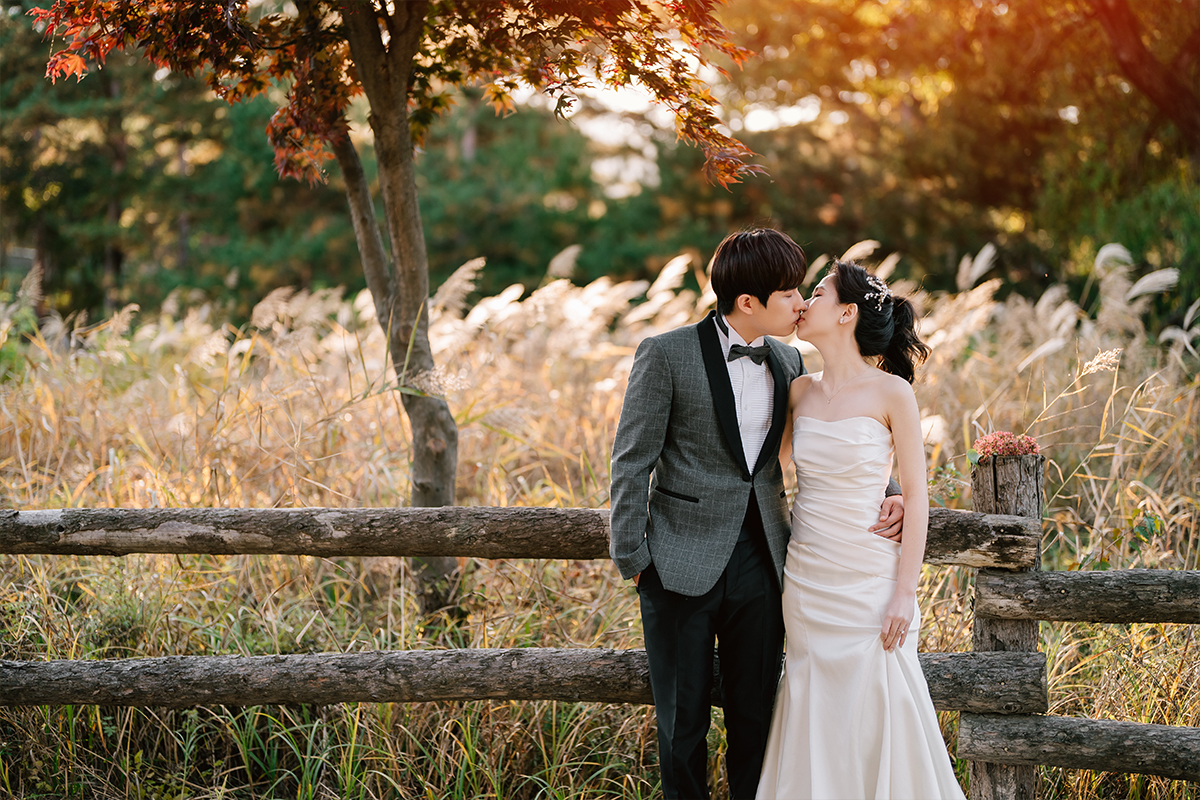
[330,128,392,331]
[339,2,395,108]
[1088,0,1200,155]
[1172,23,1200,75]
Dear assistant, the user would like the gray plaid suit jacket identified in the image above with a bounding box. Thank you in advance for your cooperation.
[610,311,805,597]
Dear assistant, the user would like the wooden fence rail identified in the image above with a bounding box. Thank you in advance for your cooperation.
[0,649,1046,714]
[0,506,1039,567]
[958,714,1200,783]
[975,569,1200,623]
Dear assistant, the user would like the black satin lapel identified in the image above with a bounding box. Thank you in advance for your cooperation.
[753,342,791,476]
[698,312,751,479]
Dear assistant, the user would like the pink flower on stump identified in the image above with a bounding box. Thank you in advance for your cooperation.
[971,431,1041,462]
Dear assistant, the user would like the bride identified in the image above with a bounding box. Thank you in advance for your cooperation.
[757,260,965,799]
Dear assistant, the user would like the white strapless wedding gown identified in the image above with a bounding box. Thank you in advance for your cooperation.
[756,416,966,800]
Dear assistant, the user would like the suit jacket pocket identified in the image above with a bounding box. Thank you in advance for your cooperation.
[655,486,700,503]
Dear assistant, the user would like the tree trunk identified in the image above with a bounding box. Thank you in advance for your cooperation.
[967,454,1045,800]
[1088,0,1200,160]
[103,197,123,315]
[31,223,49,320]
[338,1,459,613]
[103,74,127,315]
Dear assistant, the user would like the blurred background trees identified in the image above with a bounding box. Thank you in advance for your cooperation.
[713,0,1199,302]
[2,0,1196,322]
[0,3,358,318]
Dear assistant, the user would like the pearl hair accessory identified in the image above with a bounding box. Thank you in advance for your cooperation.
[862,274,892,312]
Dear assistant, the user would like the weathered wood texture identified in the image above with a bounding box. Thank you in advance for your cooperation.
[0,508,614,559]
[970,454,1045,800]
[0,649,1044,713]
[971,455,1045,519]
[923,511,1040,569]
[977,569,1200,623]
[0,507,1040,567]
[973,575,1041,653]
[919,651,1047,715]
[959,713,1200,782]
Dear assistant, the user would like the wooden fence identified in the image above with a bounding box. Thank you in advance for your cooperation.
[1,481,1198,798]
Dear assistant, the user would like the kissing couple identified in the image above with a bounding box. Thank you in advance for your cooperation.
[610,228,966,800]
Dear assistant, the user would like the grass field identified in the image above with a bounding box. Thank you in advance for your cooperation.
[0,243,1196,798]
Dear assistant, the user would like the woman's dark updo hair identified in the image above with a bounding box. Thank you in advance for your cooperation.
[830,259,931,383]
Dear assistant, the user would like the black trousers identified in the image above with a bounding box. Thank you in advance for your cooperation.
[638,501,785,800]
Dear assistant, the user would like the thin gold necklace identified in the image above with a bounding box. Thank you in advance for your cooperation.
[820,369,869,404]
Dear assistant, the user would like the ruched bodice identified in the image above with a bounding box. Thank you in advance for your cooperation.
[789,415,899,579]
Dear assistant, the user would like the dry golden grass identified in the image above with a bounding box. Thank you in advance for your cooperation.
[0,242,1196,798]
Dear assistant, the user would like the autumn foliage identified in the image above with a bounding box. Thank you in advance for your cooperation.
[31,0,763,186]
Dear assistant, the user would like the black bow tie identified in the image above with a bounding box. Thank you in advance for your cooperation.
[727,343,771,365]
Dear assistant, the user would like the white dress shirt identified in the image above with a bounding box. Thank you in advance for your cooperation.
[716,314,774,472]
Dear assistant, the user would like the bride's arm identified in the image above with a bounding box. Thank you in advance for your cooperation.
[880,378,928,652]
[778,408,794,466]
[778,376,807,465]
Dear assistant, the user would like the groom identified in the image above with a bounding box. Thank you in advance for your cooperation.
[609,228,903,799]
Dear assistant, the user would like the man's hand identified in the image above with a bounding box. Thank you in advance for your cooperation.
[869,495,905,541]
[632,571,641,587]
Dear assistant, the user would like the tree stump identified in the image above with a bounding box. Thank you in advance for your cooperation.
[968,454,1045,800]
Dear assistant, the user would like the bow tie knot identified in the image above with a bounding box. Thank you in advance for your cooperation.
[727,343,771,365]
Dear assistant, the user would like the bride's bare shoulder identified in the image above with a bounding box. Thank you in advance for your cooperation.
[876,371,920,417]
[789,372,817,397]
[877,371,916,395]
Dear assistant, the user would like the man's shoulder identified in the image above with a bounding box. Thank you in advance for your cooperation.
[641,318,706,351]
[767,337,803,369]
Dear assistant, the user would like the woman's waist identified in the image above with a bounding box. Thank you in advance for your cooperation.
[787,526,900,578]
[793,470,890,493]
[791,492,887,521]
[790,508,900,558]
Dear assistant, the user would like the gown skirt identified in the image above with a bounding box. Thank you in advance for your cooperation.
[756,416,966,800]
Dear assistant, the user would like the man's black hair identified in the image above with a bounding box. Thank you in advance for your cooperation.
[710,228,807,316]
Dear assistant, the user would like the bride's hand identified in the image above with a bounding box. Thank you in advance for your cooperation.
[880,590,916,652]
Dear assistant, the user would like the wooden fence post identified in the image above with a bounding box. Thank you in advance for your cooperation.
[969,454,1045,800]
